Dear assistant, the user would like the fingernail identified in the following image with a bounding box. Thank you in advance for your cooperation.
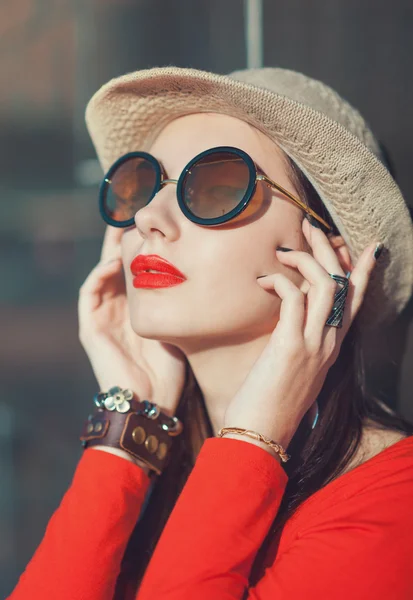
[373,242,384,260]
[257,275,269,279]
[276,247,293,252]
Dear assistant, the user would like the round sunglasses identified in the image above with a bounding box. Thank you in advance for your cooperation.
[99,146,332,231]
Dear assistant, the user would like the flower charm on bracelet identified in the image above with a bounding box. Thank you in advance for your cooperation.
[103,386,134,413]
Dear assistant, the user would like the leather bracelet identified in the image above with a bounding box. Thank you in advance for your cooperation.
[80,386,183,476]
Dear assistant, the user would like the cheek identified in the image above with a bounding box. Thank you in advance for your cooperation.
[193,235,279,322]
[196,232,261,280]
[196,221,284,293]
[121,231,132,259]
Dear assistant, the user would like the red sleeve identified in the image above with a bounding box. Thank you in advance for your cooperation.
[135,436,413,600]
[8,448,151,600]
[136,436,289,599]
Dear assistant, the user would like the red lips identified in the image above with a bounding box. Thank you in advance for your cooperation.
[130,254,186,279]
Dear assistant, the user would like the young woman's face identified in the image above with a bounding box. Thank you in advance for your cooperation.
[121,112,309,352]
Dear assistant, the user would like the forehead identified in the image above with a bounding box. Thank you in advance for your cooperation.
[147,112,287,177]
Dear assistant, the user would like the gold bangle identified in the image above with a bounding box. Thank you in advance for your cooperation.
[217,427,291,463]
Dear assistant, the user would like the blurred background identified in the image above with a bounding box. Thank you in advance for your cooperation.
[1,0,413,595]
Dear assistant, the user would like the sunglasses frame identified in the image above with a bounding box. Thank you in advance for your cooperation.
[99,146,332,232]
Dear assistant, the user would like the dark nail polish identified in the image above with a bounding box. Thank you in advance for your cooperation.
[373,242,384,260]
[276,247,293,252]
[305,214,321,229]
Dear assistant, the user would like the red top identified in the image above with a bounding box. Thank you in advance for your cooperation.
[8,435,413,600]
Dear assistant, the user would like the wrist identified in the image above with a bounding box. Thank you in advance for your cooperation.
[223,416,297,451]
[217,432,282,464]
[80,389,183,477]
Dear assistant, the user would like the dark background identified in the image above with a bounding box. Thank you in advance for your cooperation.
[1,0,412,595]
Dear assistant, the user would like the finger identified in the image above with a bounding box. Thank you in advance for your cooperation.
[343,241,380,323]
[302,216,345,277]
[275,248,342,323]
[277,251,345,347]
[79,258,122,313]
[258,273,306,341]
[301,218,357,342]
[100,225,124,263]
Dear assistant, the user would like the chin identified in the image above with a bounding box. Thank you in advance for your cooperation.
[130,317,179,341]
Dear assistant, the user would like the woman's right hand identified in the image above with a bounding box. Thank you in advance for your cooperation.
[78,225,187,418]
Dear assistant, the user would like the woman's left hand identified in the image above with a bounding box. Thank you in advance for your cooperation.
[222,217,381,456]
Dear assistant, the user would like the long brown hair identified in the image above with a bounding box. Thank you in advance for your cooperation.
[114,151,413,597]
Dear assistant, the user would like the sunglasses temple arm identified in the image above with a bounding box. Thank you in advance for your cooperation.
[258,175,332,231]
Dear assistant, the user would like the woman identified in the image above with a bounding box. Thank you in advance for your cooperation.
[9,66,413,600]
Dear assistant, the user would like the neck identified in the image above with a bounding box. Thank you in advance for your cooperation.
[181,332,273,436]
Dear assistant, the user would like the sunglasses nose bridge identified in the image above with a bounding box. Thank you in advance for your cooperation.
[161,178,179,186]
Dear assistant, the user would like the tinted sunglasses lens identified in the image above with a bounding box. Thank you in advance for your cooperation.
[181,151,250,219]
[103,157,158,223]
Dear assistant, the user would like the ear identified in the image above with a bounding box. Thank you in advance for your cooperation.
[328,234,354,273]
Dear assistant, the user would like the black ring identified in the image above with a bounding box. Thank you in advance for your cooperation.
[325,271,350,328]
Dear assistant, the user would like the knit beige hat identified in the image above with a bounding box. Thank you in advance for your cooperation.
[85,66,413,331]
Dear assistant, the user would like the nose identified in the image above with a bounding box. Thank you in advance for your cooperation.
[133,178,180,238]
